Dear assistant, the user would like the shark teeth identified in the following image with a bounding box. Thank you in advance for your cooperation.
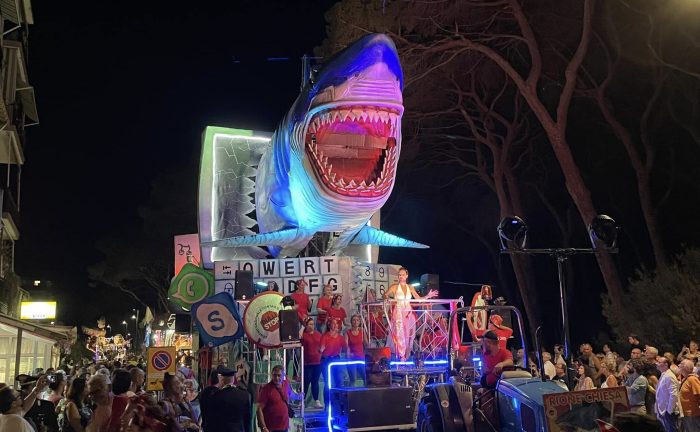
[306,106,400,133]
[304,105,400,197]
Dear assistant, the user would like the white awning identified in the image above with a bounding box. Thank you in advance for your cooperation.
[17,86,38,124]
[0,126,24,165]
[0,0,34,26]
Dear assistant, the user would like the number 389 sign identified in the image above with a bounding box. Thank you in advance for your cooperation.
[191,292,244,348]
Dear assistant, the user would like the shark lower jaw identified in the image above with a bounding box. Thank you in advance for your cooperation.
[304,105,400,198]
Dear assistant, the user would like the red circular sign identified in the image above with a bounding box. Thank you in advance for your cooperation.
[151,350,173,371]
[243,291,283,348]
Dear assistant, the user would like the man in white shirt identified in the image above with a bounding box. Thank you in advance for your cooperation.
[656,357,681,432]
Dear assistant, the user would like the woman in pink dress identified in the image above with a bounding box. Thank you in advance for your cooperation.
[383,267,437,361]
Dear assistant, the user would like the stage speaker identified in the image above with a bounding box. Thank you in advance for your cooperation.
[420,273,440,293]
[330,386,414,430]
[365,347,391,387]
[278,309,299,342]
[234,270,254,300]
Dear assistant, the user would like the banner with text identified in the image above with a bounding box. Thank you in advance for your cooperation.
[543,387,630,432]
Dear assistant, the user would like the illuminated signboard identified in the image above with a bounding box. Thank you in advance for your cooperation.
[20,301,57,320]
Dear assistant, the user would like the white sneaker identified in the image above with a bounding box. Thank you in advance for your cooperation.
[314,400,323,409]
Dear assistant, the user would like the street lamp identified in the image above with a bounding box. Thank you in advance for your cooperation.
[132,308,140,350]
[122,320,127,334]
[497,214,618,364]
[106,325,111,336]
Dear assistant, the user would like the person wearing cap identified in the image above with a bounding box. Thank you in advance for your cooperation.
[207,366,250,432]
[199,368,222,432]
[22,373,59,432]
[487,314,513,351]
[481,329,514,389]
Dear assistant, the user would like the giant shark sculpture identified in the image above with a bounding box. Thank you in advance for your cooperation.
[199,34,428,261]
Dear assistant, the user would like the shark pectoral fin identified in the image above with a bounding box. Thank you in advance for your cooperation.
[350,226,429,249]
[202,228,315,249]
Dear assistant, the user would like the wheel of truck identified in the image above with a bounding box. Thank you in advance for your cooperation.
[417,399,443,432]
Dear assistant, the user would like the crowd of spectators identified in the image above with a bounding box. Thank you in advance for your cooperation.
[530,335,700,432]
[0,356,200,432]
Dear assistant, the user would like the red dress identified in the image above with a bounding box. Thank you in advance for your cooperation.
[346,329,364,360]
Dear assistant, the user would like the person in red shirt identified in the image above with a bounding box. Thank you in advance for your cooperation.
[257,365,294,432]
[326,294,348,330]
[320,320,347,403]
[420,315,448,358]
[290,279,311,324]
[481,330,514,388]
[346,315,365,386]
[488,314,513,352]
[368,307,387,345]
[316,284,334,332]
[301,317,323,409]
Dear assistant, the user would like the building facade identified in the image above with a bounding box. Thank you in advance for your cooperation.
[0,0,38,317]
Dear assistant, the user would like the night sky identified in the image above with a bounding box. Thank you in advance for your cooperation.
[17,1,336,327]
[15,1,700,350]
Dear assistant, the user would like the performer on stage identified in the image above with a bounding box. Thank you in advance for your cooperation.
[345,315,365,386]
[384,267,438,361]
[466,285,492,341]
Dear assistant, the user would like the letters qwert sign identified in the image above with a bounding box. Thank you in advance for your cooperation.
[168,263,215,309]
[146,347,176,391]
[191,292,244,348]
[242,291,283,348]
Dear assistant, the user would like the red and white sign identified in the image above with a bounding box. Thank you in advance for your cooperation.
[146,346,177,391]
[242,292,284,348]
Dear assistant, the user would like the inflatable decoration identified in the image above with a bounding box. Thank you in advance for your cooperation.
[199,34,428,263]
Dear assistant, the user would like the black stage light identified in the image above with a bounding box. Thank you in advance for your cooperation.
[281,296,296,308]
[497,216,528,250]
[588,214,618,249]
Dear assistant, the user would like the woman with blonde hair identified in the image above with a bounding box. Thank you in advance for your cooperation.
[384,267,437,361]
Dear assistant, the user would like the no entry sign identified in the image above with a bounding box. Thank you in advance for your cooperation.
[146,346,177,391]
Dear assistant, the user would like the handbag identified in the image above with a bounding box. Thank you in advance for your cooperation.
[275,385,295,418]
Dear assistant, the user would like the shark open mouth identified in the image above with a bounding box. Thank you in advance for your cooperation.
[305,106,400,197]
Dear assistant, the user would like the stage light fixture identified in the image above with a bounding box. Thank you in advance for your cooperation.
[281,296,296,308]
[497,216,528,250]
[588,214,618,249]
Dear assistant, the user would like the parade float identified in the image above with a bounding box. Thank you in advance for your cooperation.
[165,34,476,432]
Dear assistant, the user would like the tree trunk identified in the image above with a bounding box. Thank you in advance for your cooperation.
[545,129,626,312]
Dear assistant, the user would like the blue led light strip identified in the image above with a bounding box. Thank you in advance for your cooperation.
[326,360,366,428]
